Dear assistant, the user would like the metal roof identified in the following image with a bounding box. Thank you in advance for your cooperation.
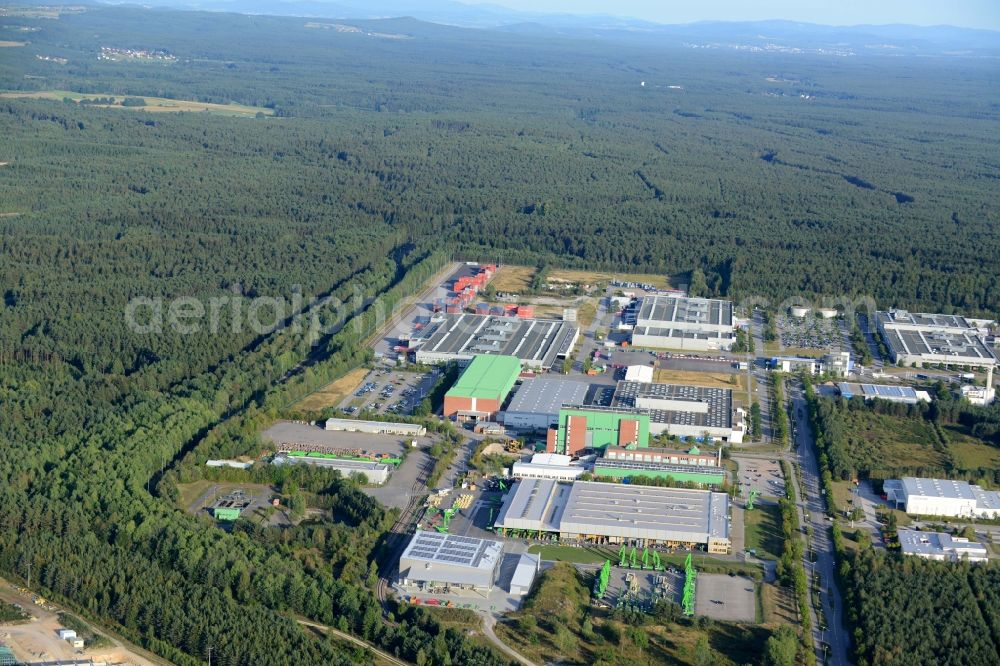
[838,383,920,401]
[495,479,730,544]
[414,313,578,368]
[401,530,503,570]
[635,296,733,329]
[446,354,521,400]
[505,378,591,417]
[898,530,987,560]
[612,381,733,429]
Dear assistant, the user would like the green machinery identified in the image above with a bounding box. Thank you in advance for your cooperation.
[682,553,696,616]
[436,508,457,534]
[746,488,760,511]
[594,560,611,599]
[497,479,509,492]
[619,545,664,570]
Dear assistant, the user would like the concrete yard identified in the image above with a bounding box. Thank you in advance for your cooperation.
[263,420,425,456]
[694,573,756,622]
[362,448,432,509]
[733,456,785,500]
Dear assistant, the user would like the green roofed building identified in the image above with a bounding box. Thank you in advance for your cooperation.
[550,405,650,455]
[213,507,243,521]
[444,355,521,421]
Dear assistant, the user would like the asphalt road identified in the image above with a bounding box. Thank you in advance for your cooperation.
[789,380,851,666]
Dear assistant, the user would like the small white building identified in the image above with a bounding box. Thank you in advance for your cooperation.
[510,453,587,481]
[960,384,996,406]
[624,365,654,383]
[509,553,541,596]
[58,629,77,640]
[898,530,988,563]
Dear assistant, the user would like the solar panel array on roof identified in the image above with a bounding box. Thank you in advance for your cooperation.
[612,381,732,429]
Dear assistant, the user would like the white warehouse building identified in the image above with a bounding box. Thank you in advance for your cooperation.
[884,477,1000,519]
[627,296,737,351]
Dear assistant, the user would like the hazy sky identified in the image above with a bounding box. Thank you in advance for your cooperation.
[470,0,1000,31]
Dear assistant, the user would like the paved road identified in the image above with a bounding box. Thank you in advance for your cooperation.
[788,381,851,666]
[478,613,537,666]
[856,312,885,371]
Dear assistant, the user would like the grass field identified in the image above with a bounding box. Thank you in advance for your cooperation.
[654,368,747,393]
[549,267,670,289]
[0,90,274,116]
[527,544,618,565]
[576,298,598,327]
[292,367,368,411]
[492,265,670,294]
[944,425,1000,471]
[0,41,27,47]
[743,503,784,560]
[490,265,535,293]
[828,410,948,475]
[761,583,798,625]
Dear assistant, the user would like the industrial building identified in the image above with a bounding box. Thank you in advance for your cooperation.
[626,296,737,351]
[444,354,521,420]
[273,453,391,484]
[611,381,746,443]
[494,479,731,553]
[876,309,997,370]
[509,553,541,596]
[398,530,505,593]
[959,384,996,406]
[503,378,590,431]
[323,418,426,437]
[884,477,1000,519]
[593,458,725,485]
[412,313,579,370]
[897,530,988,563]
[837,383,931,405]
[510,453,587,481]
[603,445,721,467]
[549,405,651,455]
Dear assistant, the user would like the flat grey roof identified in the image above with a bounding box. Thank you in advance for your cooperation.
[636,296,733,328]
[413,313,578,368]
[838,383,919,400]
[401,530,503,571]
[494,478,569,532]
[898,530,987,558]
[495,479,730,543]
[506,378,591,418]
[562,481,729,541]
[612,381,732,429]
[881,328,996,364]
[902,477,976,500]
[877,310,975,331]
[632,326,735,341]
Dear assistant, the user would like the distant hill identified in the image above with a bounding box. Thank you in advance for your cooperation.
[85,0,1000,57]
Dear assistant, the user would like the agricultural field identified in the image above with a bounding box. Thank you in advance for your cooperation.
[292,368,369,411]
[0,90,273,115]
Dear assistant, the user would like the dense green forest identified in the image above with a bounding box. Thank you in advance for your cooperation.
[1,4,999,664]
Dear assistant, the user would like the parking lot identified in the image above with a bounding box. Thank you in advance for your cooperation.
[733,455,785,499]
[776,314,846,352]
[340,367,439,417]
[694,573,756,622]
